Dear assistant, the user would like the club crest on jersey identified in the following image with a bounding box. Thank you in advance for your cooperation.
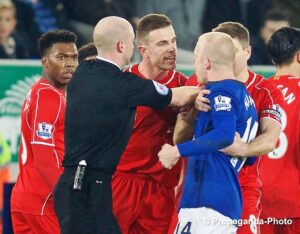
[36,122,53,140]
[152,81,169,95]
[214,95,232,111]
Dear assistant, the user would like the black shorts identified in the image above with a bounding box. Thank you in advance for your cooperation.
[54,168,121,234]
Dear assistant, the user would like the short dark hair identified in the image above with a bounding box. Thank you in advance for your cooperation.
[267,27,300,66]
[262,9,289,27]
[78,43,97,63]
[136,14,172,44]
[38,29,77,56]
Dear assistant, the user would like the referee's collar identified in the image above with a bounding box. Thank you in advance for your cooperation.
[96,56,120,69]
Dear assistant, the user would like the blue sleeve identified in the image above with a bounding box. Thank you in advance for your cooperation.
[177,90,238,157]
[124,72,172,110]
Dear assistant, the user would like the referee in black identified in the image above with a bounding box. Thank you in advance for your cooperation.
[54,16,199,234]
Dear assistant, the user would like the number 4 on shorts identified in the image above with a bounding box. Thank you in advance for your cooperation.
[175,222,192,234]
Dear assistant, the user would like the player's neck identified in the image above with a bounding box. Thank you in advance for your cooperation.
[208,69,235,82]
[138,61,168,81]
[275,63,300,77]
[97,52,122,69]
[235,69,249,83]
[42,72,66,91]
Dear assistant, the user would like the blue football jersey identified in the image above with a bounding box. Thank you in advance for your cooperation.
[177,79,258,220]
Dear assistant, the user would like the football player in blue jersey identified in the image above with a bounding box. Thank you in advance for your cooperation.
[158,32,258,234]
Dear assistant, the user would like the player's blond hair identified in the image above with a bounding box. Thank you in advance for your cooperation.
[196,32,235,67]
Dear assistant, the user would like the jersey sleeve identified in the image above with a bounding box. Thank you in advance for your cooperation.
[31,88,62,146]
[178,90,239,156]
[30,88,63,190]
[178,74,200,115]
[124,72,172,110]
[258,82,284,124]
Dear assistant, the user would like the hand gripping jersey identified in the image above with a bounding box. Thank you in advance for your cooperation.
[178,79,258,220]
[11,78,65,215]
[115,64,187,187]
[260,75,300,218]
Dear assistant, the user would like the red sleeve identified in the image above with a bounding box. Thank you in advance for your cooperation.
[30,88,63,191]
[258,81,285,124]
[179,74,203,115]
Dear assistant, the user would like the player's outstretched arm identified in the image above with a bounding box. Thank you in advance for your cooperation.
[173,89,210,144]
[170,86,200,107]
[222,118,281,157]
[173,108,198,144]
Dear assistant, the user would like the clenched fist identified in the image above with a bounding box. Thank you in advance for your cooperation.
[158,144,181,169]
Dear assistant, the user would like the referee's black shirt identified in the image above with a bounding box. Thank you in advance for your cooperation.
[63,59,172,174]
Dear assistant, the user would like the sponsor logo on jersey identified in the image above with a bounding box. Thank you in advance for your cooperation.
[214,95,232,111]
[152,81,169,95]
[36,122,53,140]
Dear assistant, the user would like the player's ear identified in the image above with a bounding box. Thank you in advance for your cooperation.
[246,46,252,61]
[204,58,211,70]
[296,51,300,64]
[117,40,125,53]
[138,45,146,56]
[41,56,48,68]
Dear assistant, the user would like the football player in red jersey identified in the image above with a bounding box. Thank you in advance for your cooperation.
[10,30,78,234]
[112,14,188,234]
[170,22,285,234]
[258,26,300,234]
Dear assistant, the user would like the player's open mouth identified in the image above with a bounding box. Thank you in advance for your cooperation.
[165,56,176,62]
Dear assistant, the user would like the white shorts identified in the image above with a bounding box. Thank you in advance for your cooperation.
[175,207,238,234]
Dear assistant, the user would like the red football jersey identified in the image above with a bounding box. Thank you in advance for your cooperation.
[260,75,300,218]
[11,78,65,215]
[116,64,187,186]
[238,71,284,189]
[185,73,198,86]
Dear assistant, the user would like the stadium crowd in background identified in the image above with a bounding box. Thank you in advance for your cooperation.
[0,0,29,58]
[248,8,290,65]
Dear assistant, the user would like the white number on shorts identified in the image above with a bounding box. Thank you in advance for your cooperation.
[175,222,192,234]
